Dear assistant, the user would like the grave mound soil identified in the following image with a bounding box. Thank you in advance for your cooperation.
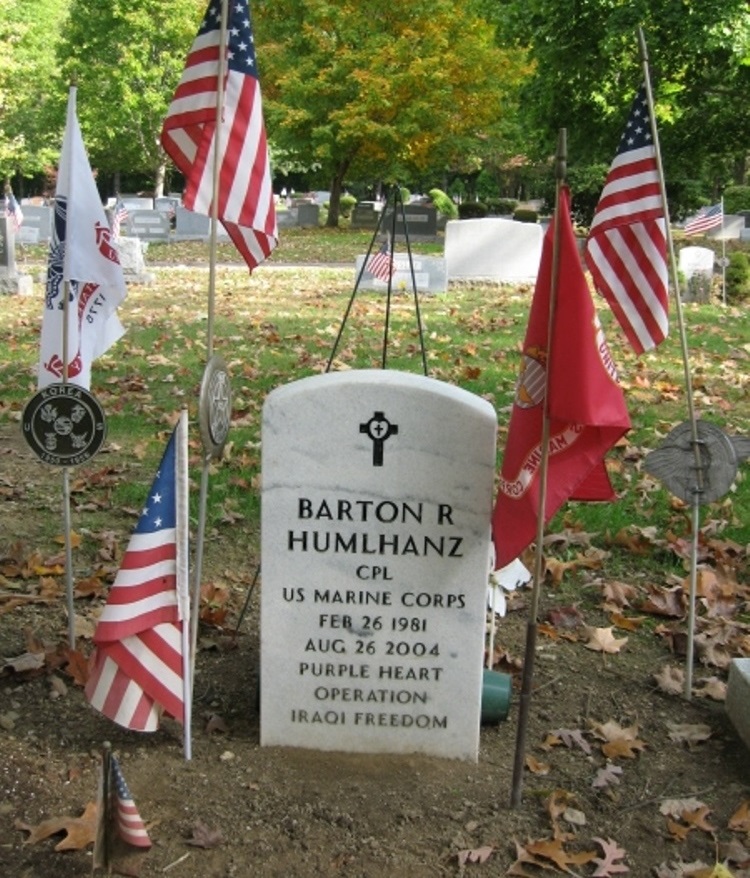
[1,426,749,878]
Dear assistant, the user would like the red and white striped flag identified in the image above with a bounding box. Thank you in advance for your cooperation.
[86,412,190,731]
[160,0,277,271]
[111,755,151,848]
[585,85,668,355]
[684,202,723,236]
[367,238,395,283]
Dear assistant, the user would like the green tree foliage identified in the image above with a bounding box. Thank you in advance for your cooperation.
[254,0,524,225]
[57,0,205,195]
[492,0,750,206]
[0,0,71,187]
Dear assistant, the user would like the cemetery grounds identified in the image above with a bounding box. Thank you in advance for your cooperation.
[1,235,750,877]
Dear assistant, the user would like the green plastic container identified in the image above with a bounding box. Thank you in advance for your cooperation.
[481,669,512,723]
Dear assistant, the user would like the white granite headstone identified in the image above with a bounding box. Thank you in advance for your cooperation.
[444,218,543,283]
[679,246,715,280]
[355,254,447,294]
[260,370,497,760]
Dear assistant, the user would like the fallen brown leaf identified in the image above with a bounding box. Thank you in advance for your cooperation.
[16,801,98,851]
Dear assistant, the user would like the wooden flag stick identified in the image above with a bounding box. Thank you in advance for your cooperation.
[510,129,567,808]
[638,29,703,699]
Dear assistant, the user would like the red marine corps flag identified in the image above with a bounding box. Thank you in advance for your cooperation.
[492,186,631,569]
[38,87,127,390]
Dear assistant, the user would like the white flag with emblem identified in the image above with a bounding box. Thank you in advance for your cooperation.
[38,86,127,390]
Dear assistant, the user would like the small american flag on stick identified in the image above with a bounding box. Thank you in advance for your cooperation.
[85,412,190,733]
[93,747,151,873]
[367,238,395,283]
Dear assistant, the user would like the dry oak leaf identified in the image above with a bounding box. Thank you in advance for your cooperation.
[524,836,597,872]
[590,720,646,760]
[583,626,628,654]
[601,579,640,609]
[728,799,750,834]
[186,820,223,849]
[15,800,98,851]
[525,754,551,775]
[592,763,623,789]
[592,836,629,876]
[654,664,686,695]
[667,722,713,747]
[456,845,494,865]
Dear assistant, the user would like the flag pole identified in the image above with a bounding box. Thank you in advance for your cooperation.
[191,0,229,698]
[175,411,192,761]
[61,84,77,651]
[510,128,567,808]
[720,197,726,305]
[638,29,703,699]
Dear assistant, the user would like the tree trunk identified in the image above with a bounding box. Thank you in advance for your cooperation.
[154,161,166,198]
[326,159,352,228]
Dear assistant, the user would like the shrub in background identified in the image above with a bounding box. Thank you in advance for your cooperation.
[513,208,538,223]
[457,202,488,219]
[485,198,517,216]
[726,251,750,302]
[428,188,458,220]
[339,193,357,218]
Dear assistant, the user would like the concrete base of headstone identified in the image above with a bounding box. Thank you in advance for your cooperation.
[260,370,497,761]
[0,272,33,295]
[355,254,447,294]
[115,237,155,285]
[444,218,542,283]
[727,658,750,751]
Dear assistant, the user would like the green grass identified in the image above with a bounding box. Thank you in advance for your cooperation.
[3,234,749,583]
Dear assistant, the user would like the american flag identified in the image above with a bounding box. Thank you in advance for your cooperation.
[111,198,129,239]
[111,755,151,848]
[5,192,23,231]
[85,412,190,732]
[367,238,395,283]
[684,202,723,236]
[585,85,669,355]
[160,0,277,271]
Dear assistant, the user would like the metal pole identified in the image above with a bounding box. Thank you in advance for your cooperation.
[638,28,703,700]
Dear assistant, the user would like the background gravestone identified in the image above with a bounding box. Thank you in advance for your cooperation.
[679,245,714,302]
[18,205,53,244]
[444,218,543,283]
[354,254,447,294]
[0,216,33,295]
[260,370,497,761]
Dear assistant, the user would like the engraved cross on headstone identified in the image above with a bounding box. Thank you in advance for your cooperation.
[359,411,398,466]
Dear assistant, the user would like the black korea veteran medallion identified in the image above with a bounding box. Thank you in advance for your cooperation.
[199,354,232,458]
[22,383,107,467]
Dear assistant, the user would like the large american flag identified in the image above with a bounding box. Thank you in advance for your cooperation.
[86,413,190,732]
[585,85,668,355]
[160,0,277,271]
[367,238,395,283]
[684,202,723,236]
